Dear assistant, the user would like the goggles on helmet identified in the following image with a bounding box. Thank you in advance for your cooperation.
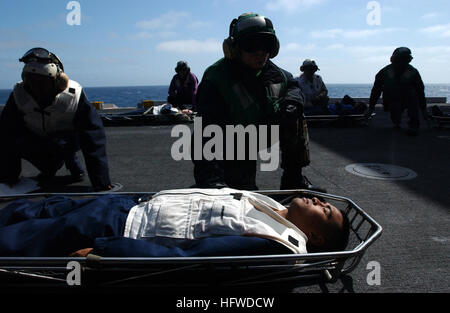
[19,47,64,71]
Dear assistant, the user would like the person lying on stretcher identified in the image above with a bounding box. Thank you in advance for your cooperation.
[304,95,368,116]
[0,188,350,257]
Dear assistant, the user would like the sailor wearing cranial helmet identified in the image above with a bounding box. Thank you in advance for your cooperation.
[0,48,112,191]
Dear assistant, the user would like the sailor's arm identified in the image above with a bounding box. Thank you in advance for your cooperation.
[368,69,384,113]
[0,93,26,185]
[0,92,27,138]
[414,69,427,111]
[279,72,311,173]
[73,91,112,190]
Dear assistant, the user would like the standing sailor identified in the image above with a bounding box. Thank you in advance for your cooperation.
[0,48,112,191]
[367,47,428,135]
[193,13,325,192]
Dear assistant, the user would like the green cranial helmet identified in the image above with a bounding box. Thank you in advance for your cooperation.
[391,47,413,64]
[229,13,280,58]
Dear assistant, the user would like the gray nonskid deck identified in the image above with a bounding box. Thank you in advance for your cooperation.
[6,105,450,293]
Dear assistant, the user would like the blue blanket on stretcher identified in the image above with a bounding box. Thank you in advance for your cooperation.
[0,194,290,257]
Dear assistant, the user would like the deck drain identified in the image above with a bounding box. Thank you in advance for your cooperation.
[345,163,417,180]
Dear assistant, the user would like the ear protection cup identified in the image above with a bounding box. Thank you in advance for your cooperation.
[269,37,280,59]
[223,18,239,59]
[55,71,69,93]
[222,37,234,59]
[21,71,27,84]
[229,18,238,38]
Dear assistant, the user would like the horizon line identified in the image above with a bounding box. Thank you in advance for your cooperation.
[1,82,450,90]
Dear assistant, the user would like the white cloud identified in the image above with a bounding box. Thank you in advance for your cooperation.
[420,12,439,20]
[136,11,190,30]
[325,44,395,58]
[325,43,345,50]
[134,11,210,39]
[0,40,42,50]
[266,0,323,12]
[187,21,211,29]
[156,39,221,54]
[415,46,450,55]
[321,44,450,65]
[310,28,342,39]
[350,45,397,55]
[420,23,450,37]
[128,30,176,40]
[310,28,404,39]
[414,46,450,63]
[284,42,316,51]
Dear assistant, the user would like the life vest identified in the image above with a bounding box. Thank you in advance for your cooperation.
[124,188,308,254]
[13,80,82,136]
[202,58,288,126]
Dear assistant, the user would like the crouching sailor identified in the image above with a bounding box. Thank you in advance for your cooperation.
[0,47,112,191]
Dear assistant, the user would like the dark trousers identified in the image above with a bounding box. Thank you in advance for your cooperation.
[385,93,421,130]
[0,132,83,183]
[193,102,310,190]
[221,117,310,190]
[0,194,133,256]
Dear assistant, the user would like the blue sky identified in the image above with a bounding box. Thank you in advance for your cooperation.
[0,0,449,88]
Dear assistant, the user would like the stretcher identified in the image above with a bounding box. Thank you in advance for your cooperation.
[101,109,374,128]
[429,106,450,129]
[305,113,376,127]
[100,105,194,126]
[0,189,382,292]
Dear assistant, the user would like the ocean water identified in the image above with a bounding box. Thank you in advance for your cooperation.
[1,84,449,108]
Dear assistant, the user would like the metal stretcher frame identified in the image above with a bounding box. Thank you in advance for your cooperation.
[305,113,375,127]
[430,115,450,129]
[0,189,382,291]
[100,109,374,128]
[100,109,194,126]
[428,105,450,129]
